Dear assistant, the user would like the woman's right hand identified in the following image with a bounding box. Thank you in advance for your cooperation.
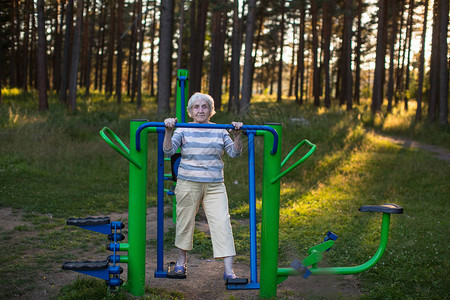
[164,118,178,131]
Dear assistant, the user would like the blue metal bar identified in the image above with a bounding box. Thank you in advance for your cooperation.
[155,128,167,277]
[247,131,258,285]
[136,122,279,155]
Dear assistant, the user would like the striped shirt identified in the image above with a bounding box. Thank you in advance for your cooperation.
[163,127,242,182]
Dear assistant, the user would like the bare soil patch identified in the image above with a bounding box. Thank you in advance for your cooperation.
[2,207,361,299]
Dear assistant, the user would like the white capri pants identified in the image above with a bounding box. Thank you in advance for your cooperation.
[174,179,236,258]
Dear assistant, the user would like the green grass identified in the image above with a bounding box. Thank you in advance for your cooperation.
[0,89,449,298]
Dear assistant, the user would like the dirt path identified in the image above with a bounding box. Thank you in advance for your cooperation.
[375,134,450,162]
[2,207,360,299]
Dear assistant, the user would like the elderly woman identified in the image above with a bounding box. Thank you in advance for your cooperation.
[163,92,243,281]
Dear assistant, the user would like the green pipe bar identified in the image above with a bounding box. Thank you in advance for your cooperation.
[277,212,392,278]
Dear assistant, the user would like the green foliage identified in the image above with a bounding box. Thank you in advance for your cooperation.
[0,90,449,298]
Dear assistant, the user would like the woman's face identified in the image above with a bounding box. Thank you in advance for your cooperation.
[191,99,210,123]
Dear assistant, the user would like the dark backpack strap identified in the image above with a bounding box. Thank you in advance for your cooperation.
[171,153,182,182]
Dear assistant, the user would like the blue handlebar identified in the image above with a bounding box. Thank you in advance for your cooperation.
[135,122,279,155]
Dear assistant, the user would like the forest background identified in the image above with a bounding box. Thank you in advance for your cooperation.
[0,0,449,299]
[0,0,448,123]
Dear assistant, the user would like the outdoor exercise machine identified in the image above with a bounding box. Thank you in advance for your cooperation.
[62,70,403,299]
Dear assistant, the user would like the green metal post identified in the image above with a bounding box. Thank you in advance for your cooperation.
[176,69,189,122]
[171,69,189,224]
[259,123,282,299]
[127,119,149,296]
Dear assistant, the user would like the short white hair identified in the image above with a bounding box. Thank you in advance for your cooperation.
[186,92,216,118]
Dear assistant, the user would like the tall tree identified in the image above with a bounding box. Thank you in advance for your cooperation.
[288,22,296,98]
[148,0,157,96]
[36,0,48,110]
[157,0,174,114]
[59,0,73,104]
[296,0,306,105]
[22,0,31,91]
[394,0,405,104]
[240,0,257,113]
[137,0,149,109]
[209,0,228,111]
[276,0,286,103]
[415,0,428,121]
[95,0,106,91]
[84,0,95,96]
[371,0,387,112]
[353,0,363,105]
[188,0,208,95]
[105,0,116,95]
[115,0,124,103]
[341,0,353,111]
[437,0,448,125]
[403,0,414,110]
[322,0,332,108]
[428,0,440,122]
[128,3,137,99]
[67,0,84,113]
[311,0,320,107]
[176,0,186,71]
[386,0,399,112]
[9,0,17,87]
[53,0,65,92]
[228,0,242,113]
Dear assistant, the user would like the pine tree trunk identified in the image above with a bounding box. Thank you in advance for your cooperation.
[67,0,84,113]
[157,0,174,114]
[311,0,320,107]
[437,0,448,125]
[322,0,332,108]
[395,0,405,104]
[240,0,257,113]
[228,0,242,113]
[297,2,306,105]
[372,0,387,112]
[37,0,48,110]
[59,0,73,104]
[53,0,64,92]
[387,0,398,112]
[428,0,440,122]
[353,0,362,105]
[341,0,353,111]
[276,0,285,103]
[176,0,185,71]
[403,0,414,110]
[115,0,124,103]
[288,23,296,98]
[22,0,31,91]
[83,0,95,96]
[188,0,208,95]
[415,0,428,121]
[209,0,228,111]
[149,1,156,97]
[105,0,116,95]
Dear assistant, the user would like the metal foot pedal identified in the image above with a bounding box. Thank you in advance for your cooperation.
[66,217,125,235]
[225,278,248,285]
[291,258,312,279]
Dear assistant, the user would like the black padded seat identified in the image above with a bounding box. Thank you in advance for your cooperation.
[359,204,403,214]
[67,216,111,226]
[62,260,108,271]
